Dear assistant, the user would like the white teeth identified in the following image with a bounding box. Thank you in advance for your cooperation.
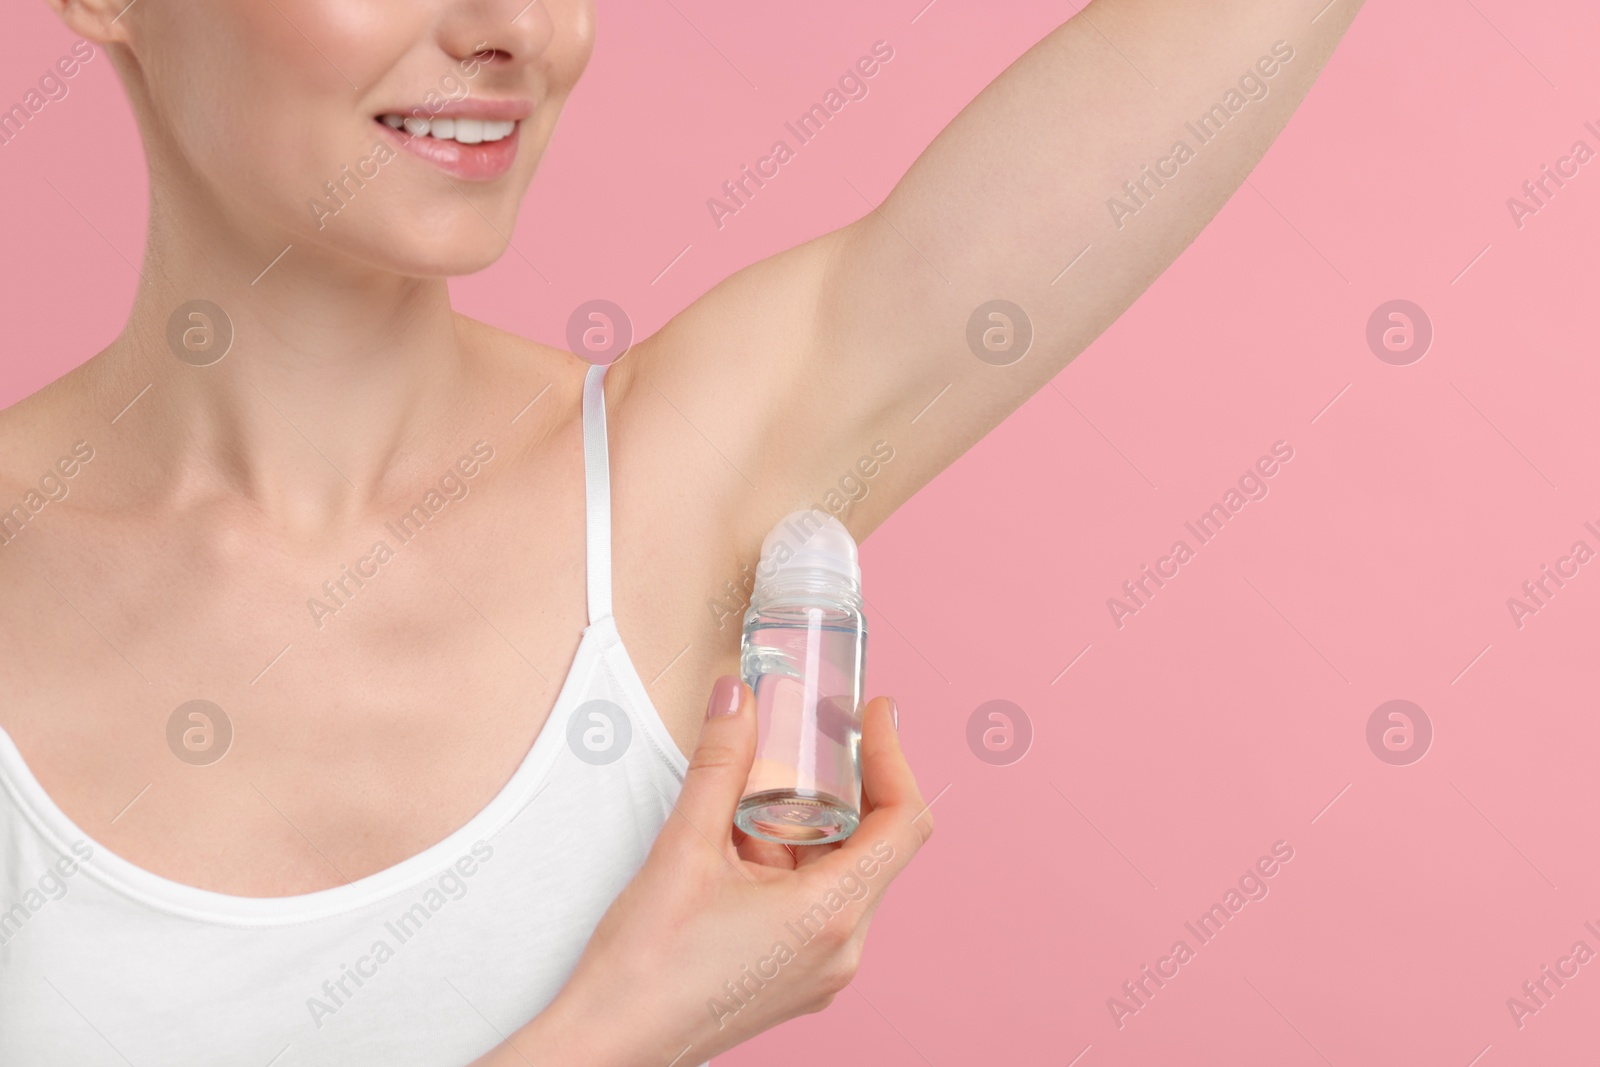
[379,114,516,144]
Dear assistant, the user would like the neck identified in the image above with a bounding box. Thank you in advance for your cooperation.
[84,193,483,534]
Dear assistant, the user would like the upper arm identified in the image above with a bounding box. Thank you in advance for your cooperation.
[628,0,1365,545]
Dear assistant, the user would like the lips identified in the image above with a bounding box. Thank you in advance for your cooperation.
[373,104,529,181]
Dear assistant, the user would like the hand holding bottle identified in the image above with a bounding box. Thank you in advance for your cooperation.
[473,675,930,1066]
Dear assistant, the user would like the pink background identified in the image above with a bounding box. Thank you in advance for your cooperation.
[5,1,1599,1064]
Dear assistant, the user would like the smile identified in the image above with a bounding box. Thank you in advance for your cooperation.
[378,114,517,145]
[373,109,525,181]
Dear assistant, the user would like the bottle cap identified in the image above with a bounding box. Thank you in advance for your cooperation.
[753,508,861,600]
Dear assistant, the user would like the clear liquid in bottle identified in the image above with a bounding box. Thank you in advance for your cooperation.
[736,510,866,844]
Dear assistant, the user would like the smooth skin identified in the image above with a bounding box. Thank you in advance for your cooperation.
[3,0,1363,1061]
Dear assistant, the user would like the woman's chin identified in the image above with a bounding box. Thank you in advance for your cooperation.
[310,228,518,281]
[396,243,511,279]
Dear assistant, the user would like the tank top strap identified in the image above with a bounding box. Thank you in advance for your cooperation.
[580,360,615,625]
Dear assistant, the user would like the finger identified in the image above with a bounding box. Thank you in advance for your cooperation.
[793,840,841,868]
[733,827,797,869]
[859,696,922,819]
[796,694,888,869]
[663,675,755,851]
[809,695,930,885]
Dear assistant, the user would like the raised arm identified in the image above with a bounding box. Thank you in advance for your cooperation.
[630,0,1365,542]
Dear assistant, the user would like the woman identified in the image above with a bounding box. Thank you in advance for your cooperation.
[0,0,1363,1063]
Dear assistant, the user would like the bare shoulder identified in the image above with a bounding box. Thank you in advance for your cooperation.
[0,366,106,532]
[452,311,588,424]
[0,364,120,721]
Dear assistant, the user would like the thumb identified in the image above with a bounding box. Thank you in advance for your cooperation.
[667,674,756,847]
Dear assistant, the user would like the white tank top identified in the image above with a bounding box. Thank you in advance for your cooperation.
[0,362,702,1066]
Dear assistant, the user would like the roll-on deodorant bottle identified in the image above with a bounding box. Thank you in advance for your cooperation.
[736,509,867,844]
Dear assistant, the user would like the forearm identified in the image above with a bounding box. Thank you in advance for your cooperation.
[464,991,636,1067]
[984,0,1366,359]
[900,0,1362,312]
[814,0,1367,475]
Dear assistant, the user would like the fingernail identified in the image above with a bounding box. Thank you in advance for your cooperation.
[889,697,899,732]
[708,675,742,719]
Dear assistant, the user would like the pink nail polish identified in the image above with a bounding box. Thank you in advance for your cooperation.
[890,698,899,732]
[707,674,741,719]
